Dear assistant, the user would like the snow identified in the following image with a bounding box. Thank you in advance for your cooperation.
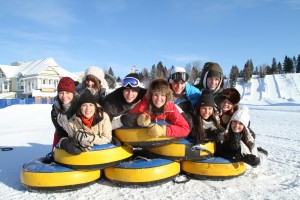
[1,74,300,199]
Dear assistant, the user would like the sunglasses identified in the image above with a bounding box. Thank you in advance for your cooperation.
[171,72,188,82]
[123,77,140,88]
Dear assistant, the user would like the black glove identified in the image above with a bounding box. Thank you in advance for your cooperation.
[241,154,260,167]
[120,114,139,127]
[207,129,224,142]
[112,136,121,147]
[228,132,241,151]
[59,138,82,155]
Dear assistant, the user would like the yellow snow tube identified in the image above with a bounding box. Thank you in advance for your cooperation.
[182,157,246,179]
[104,157,180,186]
[54,143,133,170]
[21,157,101,191]
[114,127,182,148]
[145,139,216,160]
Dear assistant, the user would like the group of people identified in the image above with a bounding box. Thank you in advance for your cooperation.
[50,62,268,167]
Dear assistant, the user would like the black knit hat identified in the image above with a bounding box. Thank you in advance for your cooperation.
[78,89,97,108]
[197,90,215,108]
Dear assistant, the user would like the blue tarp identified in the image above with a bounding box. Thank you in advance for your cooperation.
[0,98,53,109]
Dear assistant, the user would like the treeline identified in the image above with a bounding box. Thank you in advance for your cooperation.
[106,54,300,87]
[229,54,300,87]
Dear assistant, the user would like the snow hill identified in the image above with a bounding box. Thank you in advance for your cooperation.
[236,73,300,104]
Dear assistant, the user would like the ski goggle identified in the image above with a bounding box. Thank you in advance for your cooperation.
[171,72,188,82]
[122,77,140,88]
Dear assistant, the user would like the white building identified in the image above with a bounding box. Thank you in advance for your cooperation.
[0,57,78,98]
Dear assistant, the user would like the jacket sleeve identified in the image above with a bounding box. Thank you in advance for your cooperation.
[94,112,112,145]
[186,83,202,108]
[51,107,68,139]
[165,104,191,137]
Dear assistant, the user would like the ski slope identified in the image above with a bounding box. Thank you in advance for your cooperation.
[236,73,300,104]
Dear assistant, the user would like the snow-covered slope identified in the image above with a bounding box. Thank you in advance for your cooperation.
[236,73,300,104]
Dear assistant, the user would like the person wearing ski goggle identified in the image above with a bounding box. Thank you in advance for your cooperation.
[122,77,140,88]
[168,66,201,112]
[103,73,147,130]
[171,72,188,83]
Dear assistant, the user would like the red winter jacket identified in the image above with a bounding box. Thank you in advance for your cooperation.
[130,97,190,137]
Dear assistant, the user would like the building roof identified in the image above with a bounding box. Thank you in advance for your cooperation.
[0,65,19,78]
[0,57,77,79]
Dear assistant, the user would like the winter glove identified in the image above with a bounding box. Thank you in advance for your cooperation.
[228,132,241,152]
[207,129,225,142]
[75,129,95,149]
[257,147,268,157]
[148,123,167,138]
[120,114,139,127]
[112,136,121,147]
[241,154,260,167]
[137,114,151,127]
[59,137,82,155]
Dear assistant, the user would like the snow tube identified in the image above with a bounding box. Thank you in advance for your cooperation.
[20,157,101,191]
[54,143,133,170]
[145,139,216,161]
[104,157,180,186]
[181,157,246,180]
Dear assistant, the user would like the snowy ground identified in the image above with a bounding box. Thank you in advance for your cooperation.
[0,74,300,200]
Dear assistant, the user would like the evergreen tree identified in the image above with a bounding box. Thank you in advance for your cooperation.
[278,62,282,74]
[156,61,165,77]
[150,65,156,80]
[243,60,253,83]
[283,55,293,73]
[229,65,239,87]
[254,66,259,75]
[271,58,278,74]
[116,76,121,82]
[292,56,297,73]
[108,67,115,78]
[297,54,300,73]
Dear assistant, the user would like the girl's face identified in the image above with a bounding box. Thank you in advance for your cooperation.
[171,81,185,95]
[58,91,74,105]
[207,77,220,91]
[85,79,95,88]
[200,106,213,119]
[220,98,233,112]
[152,92,166,108]
[231,120,245,132]
[123,88,138,103]
[80,103,96,119]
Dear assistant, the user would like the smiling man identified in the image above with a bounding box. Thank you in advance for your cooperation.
[103,73,147,129]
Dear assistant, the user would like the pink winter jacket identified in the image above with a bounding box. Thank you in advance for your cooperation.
[130,97,190,138]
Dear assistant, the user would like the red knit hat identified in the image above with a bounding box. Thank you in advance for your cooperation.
[58,77,76,94]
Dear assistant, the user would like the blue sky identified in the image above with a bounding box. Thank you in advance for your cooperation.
[0,0,299,78]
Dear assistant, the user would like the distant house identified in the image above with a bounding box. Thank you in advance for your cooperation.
[0,57,78,98]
